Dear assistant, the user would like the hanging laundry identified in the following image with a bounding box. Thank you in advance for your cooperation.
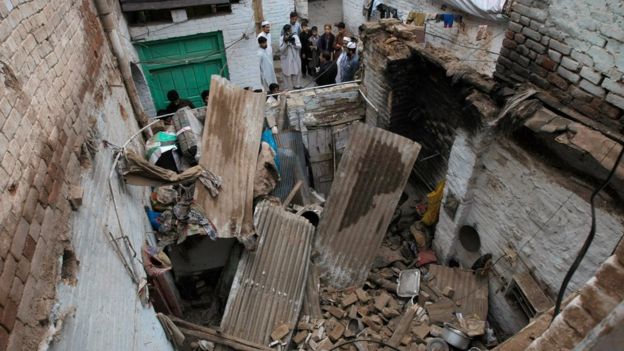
[406,11,426,26]
[442,14,454,28]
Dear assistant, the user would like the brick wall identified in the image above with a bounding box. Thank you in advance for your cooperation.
[343,0,506,76]
[523,239,624,350]
[495,0,624,131]
[0,0,149,349]
[125,0,294,90]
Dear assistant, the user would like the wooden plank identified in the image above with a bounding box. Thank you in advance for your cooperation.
[169,316,272,351]
[388,304,419,347]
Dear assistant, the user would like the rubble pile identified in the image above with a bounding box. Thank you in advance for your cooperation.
[277,208,493,351]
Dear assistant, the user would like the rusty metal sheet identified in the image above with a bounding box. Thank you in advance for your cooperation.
[427,264,489,321]
[195,76,266,239]
[315,122,421,289]
[220,203,314,345]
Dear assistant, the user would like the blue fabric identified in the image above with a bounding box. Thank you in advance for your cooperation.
[261,129,281,173]
[443,14,454,27]
[145,206,162,231]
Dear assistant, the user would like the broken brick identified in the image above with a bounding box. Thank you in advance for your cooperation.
[355,288,370,302]
[325,306,346,319]
[68,185,83,210]
[292,330,309,344]
[270,323,290,341]
[328,321,345,342]
[341,292,358,307]
[412,323,430,340]
[381,307,401,319]
[374,292,391,310]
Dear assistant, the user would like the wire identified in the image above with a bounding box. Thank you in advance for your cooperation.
[553,146,624,320]
[326,339,403,351]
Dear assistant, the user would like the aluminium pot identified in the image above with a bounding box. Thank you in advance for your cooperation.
[441,324,471,350]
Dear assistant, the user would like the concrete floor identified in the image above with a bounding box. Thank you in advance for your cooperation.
[308,0,344,28]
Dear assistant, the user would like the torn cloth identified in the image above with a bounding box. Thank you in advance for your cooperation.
[118,150,222,196]
[253,142,280,198]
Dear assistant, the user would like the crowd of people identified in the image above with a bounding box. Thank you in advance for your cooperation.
[257,12,361,92]
[159,13,360,117]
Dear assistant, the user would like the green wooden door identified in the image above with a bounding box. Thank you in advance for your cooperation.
[136,32,228,111]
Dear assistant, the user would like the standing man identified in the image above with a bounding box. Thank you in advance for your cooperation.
[340,41,360,82]
[315,52,337,86]
[280,24,302,90]
[166,90,194,114]
[335,36,351,83]
[258,36,278,91]
[283,12,301,36]
[257,21,273,57]
[333,22,350,59]
[318,24,335,59]
[299,20,312,78]
[309,26,320,70]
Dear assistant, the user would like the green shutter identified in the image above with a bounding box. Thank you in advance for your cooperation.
[136,32,229,111]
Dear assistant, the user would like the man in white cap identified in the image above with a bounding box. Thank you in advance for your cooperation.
[258,21,272,57]
[257,36,277,91]
[335,36,351,83]
[341,41,360,82]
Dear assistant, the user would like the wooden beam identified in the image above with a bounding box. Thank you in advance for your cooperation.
[252,0,264,34]
[169,316,272,351]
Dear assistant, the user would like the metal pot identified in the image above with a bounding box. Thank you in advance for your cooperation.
[441,324,471,350]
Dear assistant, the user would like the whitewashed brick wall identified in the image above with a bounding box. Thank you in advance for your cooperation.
[343,0,506,76]
[126,0,295,89]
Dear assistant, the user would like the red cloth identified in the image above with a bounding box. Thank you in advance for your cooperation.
[416,250,437,267]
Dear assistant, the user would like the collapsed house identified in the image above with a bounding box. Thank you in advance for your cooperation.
[1,1,624,351]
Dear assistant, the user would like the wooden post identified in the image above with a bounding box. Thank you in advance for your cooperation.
[253,0,264,34]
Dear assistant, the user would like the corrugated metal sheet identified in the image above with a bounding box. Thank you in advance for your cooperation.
[272,132,313,205]
[195,76,266,239]
[428,264,489,320]
[315,122,421,289]
[221,203,314,345]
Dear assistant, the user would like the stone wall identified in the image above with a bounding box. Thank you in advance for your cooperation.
[495,0,624,131]
[0,0,169,349]
[125,0,294,90]
[343,0,506,75]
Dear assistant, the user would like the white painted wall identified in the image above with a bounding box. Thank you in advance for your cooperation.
[435,130,624,334]
[343,0,507,75]
[124,0,291,90]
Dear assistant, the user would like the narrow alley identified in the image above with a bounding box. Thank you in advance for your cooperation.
[0,1,623,351]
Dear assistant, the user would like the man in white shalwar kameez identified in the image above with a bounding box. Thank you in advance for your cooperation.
[335,36,351,83]
[279,24,302,90]
[258,36,277,91]
[257,21,273,57]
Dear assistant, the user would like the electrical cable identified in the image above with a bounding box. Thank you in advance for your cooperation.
[553,146,624,320]
[326,339,403,351]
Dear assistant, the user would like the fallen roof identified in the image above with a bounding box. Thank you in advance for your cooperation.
[220,203,315,345]
[314,122,421,289]
[194,76,266,239]
[426,264,489,321]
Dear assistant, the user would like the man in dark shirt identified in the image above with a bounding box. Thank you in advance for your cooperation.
[165,90,195,114]
[299,20,312,77]
[315,52,337,86]
[318,24,335,59]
